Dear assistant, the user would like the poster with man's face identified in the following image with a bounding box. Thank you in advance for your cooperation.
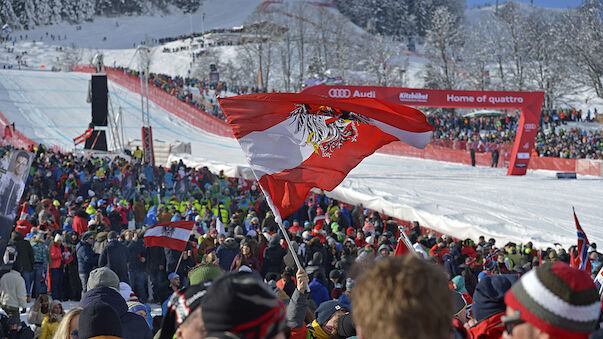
[0,150,33,262]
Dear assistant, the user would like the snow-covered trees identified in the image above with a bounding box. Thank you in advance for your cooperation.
[334,0,464,40]
[424,6,465,89]
[0,0,206,28]
[558,0,603,99]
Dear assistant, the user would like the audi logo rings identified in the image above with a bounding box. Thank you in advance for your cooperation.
[328,88,351,98]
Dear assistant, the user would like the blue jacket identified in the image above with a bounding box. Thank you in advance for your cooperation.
[309,278,329,307]
[99,240,130,283]
[81,287,152,339]
[216,245,240,272]
[144,206,157,226]
[76,241,98,274]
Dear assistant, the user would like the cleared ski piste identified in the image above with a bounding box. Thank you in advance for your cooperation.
[0,69,601,249]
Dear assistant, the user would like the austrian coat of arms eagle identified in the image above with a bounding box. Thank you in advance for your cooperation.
[288,104,370,158]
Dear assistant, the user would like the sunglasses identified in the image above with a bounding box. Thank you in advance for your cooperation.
[501,311,524,334]
[71,329,78,339]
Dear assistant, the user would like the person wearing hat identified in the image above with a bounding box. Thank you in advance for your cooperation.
[188,262,223,286]
[0,254,27,320]
[98,231,129,284]
[78,301,123,339]
[375,244,392,261]
[161,271,181,315]
[201,271,287,339]
[307,300,349,338]
[198,229,218,258]
[467,274,518,338]
[81,267,152,339]
[50,234,66,301]
[159,283,210,339]
[262,235,286,279]
[77,231,99,294]
[329,269,344,299]
[216,237,240,272]
[461,255,481,295]
[503,262,600,339]
[9,230,34,301]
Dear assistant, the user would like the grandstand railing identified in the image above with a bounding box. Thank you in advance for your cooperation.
[72,66,232,138]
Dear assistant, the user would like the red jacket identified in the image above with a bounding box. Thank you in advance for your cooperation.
[467,312,505,339]
[462,246,477,259]
[50,243,64,269]
[429,245,450,264]
[73,215,88,235]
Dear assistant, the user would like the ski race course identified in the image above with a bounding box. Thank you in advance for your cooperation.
[0,68,602,248]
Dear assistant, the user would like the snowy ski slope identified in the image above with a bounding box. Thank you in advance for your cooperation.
[0,69,601,248]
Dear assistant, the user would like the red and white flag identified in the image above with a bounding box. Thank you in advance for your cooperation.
[144,220,194,251]
[218,93,433,221]
[394,227,415,257]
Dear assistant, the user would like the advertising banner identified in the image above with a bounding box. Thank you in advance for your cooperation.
[301,85,544,175]
[0,150,33,258]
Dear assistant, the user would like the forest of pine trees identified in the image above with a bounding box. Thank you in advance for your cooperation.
[0,0,202,29]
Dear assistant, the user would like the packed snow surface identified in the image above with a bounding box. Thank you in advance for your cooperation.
[0,69,601,249]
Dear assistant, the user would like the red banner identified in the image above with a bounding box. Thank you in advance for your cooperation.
[300,85,544,176]
[142,126,155,165]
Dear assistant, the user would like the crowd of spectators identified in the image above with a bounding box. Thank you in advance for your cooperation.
[117,63,603,162]
[116,66,264,121]
[428,109,601,160]
[0,142,600,338]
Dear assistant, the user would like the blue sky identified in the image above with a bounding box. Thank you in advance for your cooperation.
[466,0,582,8]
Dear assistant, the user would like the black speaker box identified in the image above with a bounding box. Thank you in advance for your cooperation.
[84,130,107,151]
[91,74,108,126]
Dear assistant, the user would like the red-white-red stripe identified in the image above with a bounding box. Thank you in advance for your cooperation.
[218,93,433,221]
[144,220,194,251]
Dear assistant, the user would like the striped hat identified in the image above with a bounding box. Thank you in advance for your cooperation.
[504,262,600,339]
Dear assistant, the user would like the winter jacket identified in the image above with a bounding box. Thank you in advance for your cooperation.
[73,215,88,235]
[262,242,286,277]
[472,275,518,322]
[146,246,166,271]
[466,312,505,339]
[39,315,59,339]
[443,252,461,278]
[11,231,34,271]
[429,244,450,264]
[31,240,49,265]
[164,248,182,273]
[462,267,479,296]
[230,253,259,272]
[306,319,331,339]
[0,269,27,308]
[304,238,327,267]
[76,241,98,275]
[80,286,152,339]
[308,278,329,307]
[216,242,240,272]
[99,240,130,283]
[285,289,312,339]
[50,243,64,269]
[157,211,172,224]
[133,201,146,223]
[126,239,146,272]
[144,206,158,226]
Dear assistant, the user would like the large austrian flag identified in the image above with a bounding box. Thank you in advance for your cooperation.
[218,93,433,220]
[144,220,194,251]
